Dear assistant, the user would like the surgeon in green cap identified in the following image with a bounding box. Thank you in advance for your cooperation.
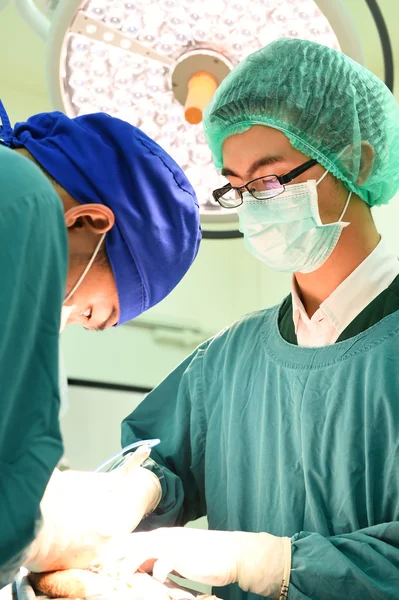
[118,39,399,600]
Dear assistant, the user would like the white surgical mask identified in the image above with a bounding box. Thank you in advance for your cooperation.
[60,233,106,333]
[60,304,75,333]
[237,171,352,273]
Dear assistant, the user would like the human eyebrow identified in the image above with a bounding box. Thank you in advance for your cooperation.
[246,155,285,179]
[93,306,118,331]
[221,155,284,180]
[221,166,240,177]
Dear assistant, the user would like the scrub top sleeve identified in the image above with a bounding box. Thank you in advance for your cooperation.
[288,522,399,599]
[0,149,68,585]
[121,343,209,529]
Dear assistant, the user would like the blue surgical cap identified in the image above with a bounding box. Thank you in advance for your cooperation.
[0,102,201,325]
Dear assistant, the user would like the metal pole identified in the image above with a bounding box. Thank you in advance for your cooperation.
[13,0,50,40]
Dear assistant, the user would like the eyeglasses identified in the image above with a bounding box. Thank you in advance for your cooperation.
[212,158,318,209]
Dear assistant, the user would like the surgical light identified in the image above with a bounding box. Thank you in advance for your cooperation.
[14,0,365,230]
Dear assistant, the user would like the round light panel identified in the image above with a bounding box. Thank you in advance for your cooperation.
[50,0,342,221]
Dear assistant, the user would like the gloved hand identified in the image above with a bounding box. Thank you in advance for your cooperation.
[98,527,292,600]
[24,446,161,573]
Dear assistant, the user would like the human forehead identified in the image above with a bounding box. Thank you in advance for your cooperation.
[221,125,307,180]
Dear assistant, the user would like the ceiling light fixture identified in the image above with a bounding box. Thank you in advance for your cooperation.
[12,0,368,236]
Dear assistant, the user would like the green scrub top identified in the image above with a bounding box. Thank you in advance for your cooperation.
[123,280,399,600]
[0,146,67,587]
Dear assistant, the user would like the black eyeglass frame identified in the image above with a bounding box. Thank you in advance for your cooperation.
[212,158,318,208]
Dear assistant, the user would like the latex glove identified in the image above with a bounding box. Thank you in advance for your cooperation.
[99,528,292,600]
[25,446,161,573]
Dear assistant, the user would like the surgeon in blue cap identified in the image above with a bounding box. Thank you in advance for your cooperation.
[0,101,201,587]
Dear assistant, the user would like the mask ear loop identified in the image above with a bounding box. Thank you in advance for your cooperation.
[64,233,106,304]
[316,169,329,186]
[338,191,352,223]
[315,168,352,224]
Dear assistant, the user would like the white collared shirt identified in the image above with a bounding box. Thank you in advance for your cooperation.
[292,240,399,347]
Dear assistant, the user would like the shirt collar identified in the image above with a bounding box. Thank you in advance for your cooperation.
[291,278,306,334]
[291,239,399,337]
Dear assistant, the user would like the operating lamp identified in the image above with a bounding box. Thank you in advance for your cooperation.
[6,0,369,234]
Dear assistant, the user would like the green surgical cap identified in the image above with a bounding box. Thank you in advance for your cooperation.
[203,38,399,207]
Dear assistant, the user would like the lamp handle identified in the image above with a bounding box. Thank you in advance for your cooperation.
[13,0,50,40]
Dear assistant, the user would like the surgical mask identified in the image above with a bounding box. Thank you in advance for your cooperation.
[60,233,106,333]
[237,171,352,273]
[60,304,75,333]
